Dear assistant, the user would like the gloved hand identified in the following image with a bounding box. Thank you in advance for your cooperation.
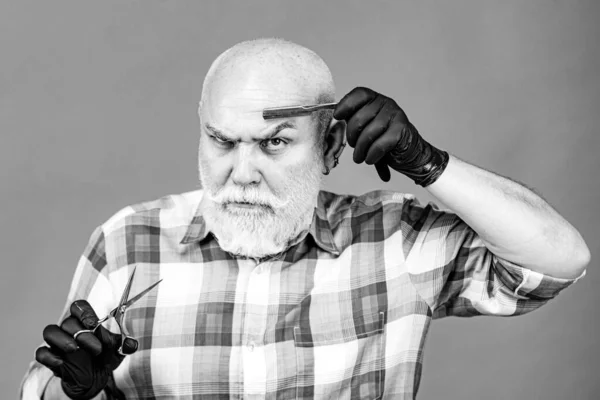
[36,300,137,400]
[333,87,449,187]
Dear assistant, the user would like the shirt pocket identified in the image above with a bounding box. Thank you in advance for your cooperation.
[293,311,386,400]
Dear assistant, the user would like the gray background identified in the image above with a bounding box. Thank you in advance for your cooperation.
[2,1,598,398]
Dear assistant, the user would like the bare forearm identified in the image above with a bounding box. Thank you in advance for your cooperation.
[425,154,590,279]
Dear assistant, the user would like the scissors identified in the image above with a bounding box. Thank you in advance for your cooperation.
[262,102,337,120]
[73,266,163,355]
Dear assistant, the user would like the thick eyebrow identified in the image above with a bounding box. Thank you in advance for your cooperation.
[204,121,297,142]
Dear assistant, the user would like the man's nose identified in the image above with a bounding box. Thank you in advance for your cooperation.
[230,145,261,186]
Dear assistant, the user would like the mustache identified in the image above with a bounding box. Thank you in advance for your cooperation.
[206,187,290,209]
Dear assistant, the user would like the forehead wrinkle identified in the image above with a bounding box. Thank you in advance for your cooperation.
[215,85,319,106]
[209,64,322,106]
[204,120,298,142]
[207,90,321,122]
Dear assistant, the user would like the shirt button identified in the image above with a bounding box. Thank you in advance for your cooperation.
[248,342,255,352]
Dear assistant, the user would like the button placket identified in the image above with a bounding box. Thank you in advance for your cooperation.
[241,259,271,397]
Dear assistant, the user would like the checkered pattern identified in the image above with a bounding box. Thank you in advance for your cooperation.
[21,189,584,399]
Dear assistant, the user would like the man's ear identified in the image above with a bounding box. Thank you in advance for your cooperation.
[322,119,347,163]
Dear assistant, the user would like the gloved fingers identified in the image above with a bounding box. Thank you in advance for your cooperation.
[333,87,378,121]
[69,300,100,330]
[364,127,403,165]
[60,316,102,356]
[35,346,64,373]
[121,337,139,355]
[374,161,391,182]
[58,351,98,395]
[344,95,385,149]
[353,108,397,164]
[95,324,125,354]
[43,324,78,353]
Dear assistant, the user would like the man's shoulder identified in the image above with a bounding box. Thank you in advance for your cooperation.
[318,189,430,234]
[354,189,416,207]
[321,189,451,230]
[321,189,418,211]
[98,189,204,235]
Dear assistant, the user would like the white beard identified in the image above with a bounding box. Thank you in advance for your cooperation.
[198,149,325,260]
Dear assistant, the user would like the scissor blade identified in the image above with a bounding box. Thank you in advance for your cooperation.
[121,279,163,309]
[113,266,137,316]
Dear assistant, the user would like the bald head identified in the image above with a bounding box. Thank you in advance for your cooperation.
[199,38,335,151]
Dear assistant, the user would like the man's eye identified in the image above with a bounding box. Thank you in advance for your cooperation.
[262,138,286,149]
[211,136,232,146]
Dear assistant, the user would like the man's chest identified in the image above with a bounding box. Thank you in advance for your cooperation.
[113,258,430,399]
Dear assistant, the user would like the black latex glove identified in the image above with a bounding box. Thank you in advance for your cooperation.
[333,87,449,187]
[36,300,137,400]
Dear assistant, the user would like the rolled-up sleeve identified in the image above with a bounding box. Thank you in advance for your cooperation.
[401,197,585,319]
[20,226,114,399]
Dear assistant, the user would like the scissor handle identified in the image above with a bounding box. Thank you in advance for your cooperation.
[71,323,101,341]
[71,313,137,355]
[113,310,139,355]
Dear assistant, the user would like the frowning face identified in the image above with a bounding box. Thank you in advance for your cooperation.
[197,66,326,260]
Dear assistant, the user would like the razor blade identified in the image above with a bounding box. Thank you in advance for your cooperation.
[263,102,337,120]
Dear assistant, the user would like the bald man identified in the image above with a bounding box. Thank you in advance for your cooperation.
[21,38,589,400]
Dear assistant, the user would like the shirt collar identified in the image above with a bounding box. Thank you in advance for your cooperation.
[179,191,340,256]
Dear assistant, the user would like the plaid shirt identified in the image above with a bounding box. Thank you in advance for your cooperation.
[21,189,583,400]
